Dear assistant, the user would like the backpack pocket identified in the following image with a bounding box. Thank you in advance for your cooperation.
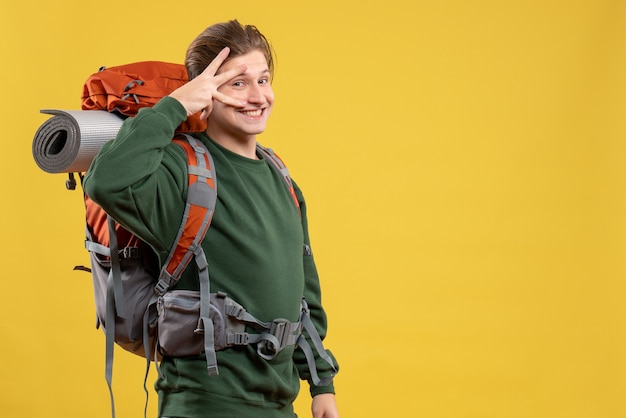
[157,290,204,357]
[157,290,256,357]
[90,249,157,357]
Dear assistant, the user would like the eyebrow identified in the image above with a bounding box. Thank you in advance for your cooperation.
[234,67,270,78]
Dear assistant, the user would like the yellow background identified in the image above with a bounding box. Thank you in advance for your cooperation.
[1,0,625,417]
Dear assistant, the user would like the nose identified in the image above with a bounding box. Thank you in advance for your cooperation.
[247,83,265,104]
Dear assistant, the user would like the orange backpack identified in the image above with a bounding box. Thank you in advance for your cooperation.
[78,61,213,417]
[81,61,206,133]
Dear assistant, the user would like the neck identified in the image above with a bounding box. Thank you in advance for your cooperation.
[206,129,258,159]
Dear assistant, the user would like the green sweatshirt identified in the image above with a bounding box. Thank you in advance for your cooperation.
[83,97,338,418]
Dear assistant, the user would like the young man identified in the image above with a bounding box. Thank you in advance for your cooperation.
[83,20,339,418]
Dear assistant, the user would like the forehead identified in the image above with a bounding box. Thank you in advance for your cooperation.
[218,50,269,75]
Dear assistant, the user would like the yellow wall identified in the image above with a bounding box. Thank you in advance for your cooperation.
[2,0,625,417]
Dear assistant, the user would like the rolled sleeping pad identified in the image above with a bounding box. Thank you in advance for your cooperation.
[32,109,124,173]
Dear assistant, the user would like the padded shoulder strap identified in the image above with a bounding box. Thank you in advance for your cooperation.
[155,135,217,294]
[256,144,300,216]
[154,134,220,375]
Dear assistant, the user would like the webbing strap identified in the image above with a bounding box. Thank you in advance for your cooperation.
[225,303,270,329]
[221,298,329,382]
[86,240,141,261]
[104,216,122,418]
[196,248,218,375]
[296,300,337,386]
[187,165,213,178]
[105,272,117,418]
[85,240,110,257]
[107,216,127,319]
[256,144,300,216]
[141,294,158,418]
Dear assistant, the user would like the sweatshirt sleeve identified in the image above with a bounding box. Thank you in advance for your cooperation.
[291,181,340,397]
[82,96,190,262]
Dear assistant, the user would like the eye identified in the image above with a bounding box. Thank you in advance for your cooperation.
[232,80,245,87]
[258,78,270,85]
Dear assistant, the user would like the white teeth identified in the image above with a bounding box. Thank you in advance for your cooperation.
[242,109,262,117]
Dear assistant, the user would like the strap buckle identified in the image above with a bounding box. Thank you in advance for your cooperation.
[231,333,250,345]
[119,246,140,259]
[269,318,300,351]
[154,279,169,296]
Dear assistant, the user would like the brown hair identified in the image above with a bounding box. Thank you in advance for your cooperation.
[185,20,275,80]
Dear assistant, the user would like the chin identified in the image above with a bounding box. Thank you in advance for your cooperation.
[244,125,268,135]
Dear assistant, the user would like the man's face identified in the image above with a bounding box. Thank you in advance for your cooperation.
[208,50,274,144]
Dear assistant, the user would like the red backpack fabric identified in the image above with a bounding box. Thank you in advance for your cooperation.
[81,61,206,133]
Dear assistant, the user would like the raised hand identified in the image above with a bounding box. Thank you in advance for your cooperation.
[169,47,247,119]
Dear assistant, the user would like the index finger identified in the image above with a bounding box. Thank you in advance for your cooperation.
[201,47,231,77]
[210,62,247,88]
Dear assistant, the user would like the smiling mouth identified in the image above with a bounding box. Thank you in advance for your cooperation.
[241,109,263,118]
